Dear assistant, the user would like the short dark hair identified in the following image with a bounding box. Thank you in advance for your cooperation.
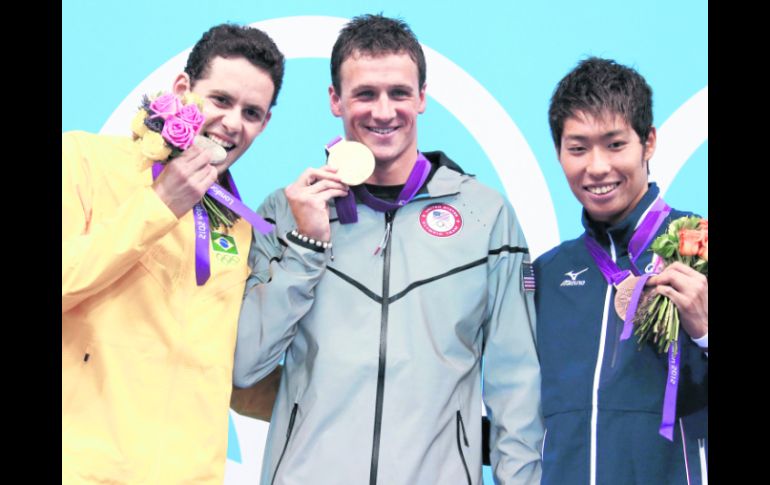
[548,57,653,151]
[330,14,426,94]
[185,23,285,107]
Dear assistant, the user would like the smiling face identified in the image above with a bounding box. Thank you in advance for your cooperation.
[559,110,656,225]
[329,51,426,183]
[173,56,274,175]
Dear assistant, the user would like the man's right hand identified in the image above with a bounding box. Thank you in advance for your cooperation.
[152,145,219,218]
[284,166,349,241]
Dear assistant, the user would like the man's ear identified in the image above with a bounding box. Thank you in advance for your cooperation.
[172,72,192,96]
[417,83,427,114]
[643,126,657,174]
[329,85,343,118]
[643,126,657,162]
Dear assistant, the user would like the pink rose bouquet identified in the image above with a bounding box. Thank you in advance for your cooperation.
[131,92,238,229]
[132,91,204,159]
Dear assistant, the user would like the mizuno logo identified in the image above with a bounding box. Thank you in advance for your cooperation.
[561,268,588,287]
[565,268,588,281]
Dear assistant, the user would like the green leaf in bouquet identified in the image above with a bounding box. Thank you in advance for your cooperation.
[655,233,678,252]
[685,216,701,230]
[693,258,708,275]
[667,218,685,235]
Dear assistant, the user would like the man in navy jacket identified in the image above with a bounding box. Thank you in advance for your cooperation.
[534,57,708,485]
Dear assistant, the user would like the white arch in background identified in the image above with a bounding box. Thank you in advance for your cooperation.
[651,86,708,194]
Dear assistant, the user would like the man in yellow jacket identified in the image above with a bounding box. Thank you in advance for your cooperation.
[62,23,346,484]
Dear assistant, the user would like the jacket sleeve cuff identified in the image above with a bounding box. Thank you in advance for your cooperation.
[691,331,708,357]
[281,233,328,273]
[285,230,328,253]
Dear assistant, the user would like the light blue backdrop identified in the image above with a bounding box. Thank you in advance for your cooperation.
[63,1,707,483]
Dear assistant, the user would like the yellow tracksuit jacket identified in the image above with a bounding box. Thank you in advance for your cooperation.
[62,131,251,484]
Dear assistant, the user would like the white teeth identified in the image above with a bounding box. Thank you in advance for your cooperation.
[587,184,618,195]
[193,136,227,164]
[206,134,234,149]
[369,127,396,135]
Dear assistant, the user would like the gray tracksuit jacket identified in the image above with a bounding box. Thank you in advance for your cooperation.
[233,151,544,485]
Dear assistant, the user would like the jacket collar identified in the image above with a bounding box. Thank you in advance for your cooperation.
[422,150,468,198]
[582,182,661,249]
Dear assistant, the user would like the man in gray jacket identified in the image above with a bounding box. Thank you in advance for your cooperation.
[234,14,544,485]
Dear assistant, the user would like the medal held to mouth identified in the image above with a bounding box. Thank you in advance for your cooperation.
[326,139,375,185]
[194,135,228,165]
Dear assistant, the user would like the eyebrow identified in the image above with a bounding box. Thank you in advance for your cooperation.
[209,89,232,100]
[563,130,627,141]
[352,84,415,92]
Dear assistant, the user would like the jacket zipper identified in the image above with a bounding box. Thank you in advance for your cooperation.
[456,410,472,485]
[369,210,394,485]
[589,234,617,485]
[271,402,298,485]
[608,232,622,370]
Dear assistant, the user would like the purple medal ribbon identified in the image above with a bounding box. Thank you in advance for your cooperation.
[205,183,274,234]
[660,344,680,440]
[192,203,210,285]
[628,199,672,275]
[590,197,671,338]
[584,197,671,286]
[584,197,679,441]
[326,137,431,223]
[152,162,274,286]
[585,236,634,286]
[352,153,430,211]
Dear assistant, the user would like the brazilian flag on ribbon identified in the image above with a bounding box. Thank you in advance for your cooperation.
[211,232,238,255]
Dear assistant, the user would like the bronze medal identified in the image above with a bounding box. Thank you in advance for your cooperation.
[614,275,640,320]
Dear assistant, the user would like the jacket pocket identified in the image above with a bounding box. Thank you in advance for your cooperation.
[62,343,93,432]
[456,410,472,485]
[271,402,299,485]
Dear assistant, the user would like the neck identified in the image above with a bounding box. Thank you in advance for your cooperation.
[366,149,419,186]
[584,183,658,240]
[606,185,650,226]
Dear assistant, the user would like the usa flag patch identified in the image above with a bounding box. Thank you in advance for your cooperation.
[522,262,536,292]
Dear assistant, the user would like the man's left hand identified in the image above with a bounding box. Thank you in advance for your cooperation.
[646,262,708,339]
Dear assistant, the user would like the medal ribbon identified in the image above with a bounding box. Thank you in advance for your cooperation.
[584,197,679,441]
[585,197,671,337]
[205,182,274,234]
[192,203,210,285]
[659,344,681,441]
[584,197,671,284]
[326,137,431,224]
[152,162,274,286]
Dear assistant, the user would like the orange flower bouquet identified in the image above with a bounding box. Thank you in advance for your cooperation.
[634,216,708,353]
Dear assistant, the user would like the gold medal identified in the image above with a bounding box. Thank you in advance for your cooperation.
[327,140,375,185]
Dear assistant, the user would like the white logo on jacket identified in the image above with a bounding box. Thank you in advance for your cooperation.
[561,268,588,286]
